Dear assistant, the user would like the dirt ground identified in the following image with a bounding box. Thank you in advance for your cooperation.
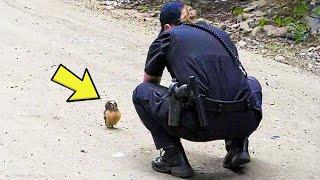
[0,0,320,179]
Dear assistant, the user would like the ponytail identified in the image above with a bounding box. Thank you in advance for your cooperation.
[180,5,197,23]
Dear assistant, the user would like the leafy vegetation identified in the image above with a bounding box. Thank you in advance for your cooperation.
[137,4,148,13]
[258,17,268,27]
[273,16,283,27]
[273,16,295,27]
[232,7,244,16]
[254,0,313,43]
[292,1,308,18]
[312,6,320,18]
[288,22,310,43]
[282,17,295,26]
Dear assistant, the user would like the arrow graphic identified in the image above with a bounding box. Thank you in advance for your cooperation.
[51,64,100,102]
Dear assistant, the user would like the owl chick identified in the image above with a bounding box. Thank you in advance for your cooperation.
[104,100,121,128]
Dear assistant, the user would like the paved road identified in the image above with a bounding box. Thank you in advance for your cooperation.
[0,0,319,179]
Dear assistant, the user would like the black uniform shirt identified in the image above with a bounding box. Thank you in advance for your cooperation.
[144,22,251,102]
[144,32,171,77]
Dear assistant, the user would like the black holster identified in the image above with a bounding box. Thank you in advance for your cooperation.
[168,79,188,127]
[168,76,208,127]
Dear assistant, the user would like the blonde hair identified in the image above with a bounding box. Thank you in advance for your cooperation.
[180,5,197,23]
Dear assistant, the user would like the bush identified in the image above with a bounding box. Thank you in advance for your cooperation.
[282,17,295,26]
[288,22,310,43]
[312,6,320,18]
[273,16,295,27]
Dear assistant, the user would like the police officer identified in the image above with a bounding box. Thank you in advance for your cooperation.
[132,1,263,178]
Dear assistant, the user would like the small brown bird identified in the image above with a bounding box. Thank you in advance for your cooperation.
[104,100,121,128]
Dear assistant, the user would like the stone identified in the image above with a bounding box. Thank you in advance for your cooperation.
[237,14,245,22]
[196,18,213,25]
[218,23,227,30]
[238,13,255,22]
[252,10,266,17]
[244,4,258,12]
[275,55,285,61]
[238,40,247,48]
[244,0,267,12]
[307,17,320,34]
[263,25,288,37]
[104,5,114,10]
[141,13,150,18]
[257,0,267,7]
[150,12,158,17]
[100,1,114,6]
[231,23,240,29]
[252,26,262,36]
[242,13,255,19]
[262,25,274,32]
[240,21,251,32]
[308,47,315,52]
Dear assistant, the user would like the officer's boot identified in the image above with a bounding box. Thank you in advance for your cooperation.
[223,138,250,169]
[151,143,193,178]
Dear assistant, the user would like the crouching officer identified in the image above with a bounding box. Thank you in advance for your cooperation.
[132,1,263,178]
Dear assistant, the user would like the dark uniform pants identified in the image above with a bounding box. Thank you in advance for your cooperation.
[132,77,262,149]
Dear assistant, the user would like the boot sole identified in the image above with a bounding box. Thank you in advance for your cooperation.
[223,152,250,169]
[232,152,250,166]
[152,162,193,178]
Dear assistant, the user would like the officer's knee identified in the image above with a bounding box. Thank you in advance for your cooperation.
[247,76,262,93]
[132,82,150,104]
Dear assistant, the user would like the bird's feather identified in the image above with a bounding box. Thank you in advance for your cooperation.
[104,110,121,127]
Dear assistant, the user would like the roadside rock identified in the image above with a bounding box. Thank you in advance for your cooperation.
[252,10,266,17]
[141,13,150,18]
[244,4,258,12]
[240,21,251,32]
[231,23,240,29]
[263,25,288,37]
[104,5,115,10]
[307,17,320,34]
[237,13,254,22]
[196,18,213,25]
[244,0,267,12]
[99,0,131,7]
[275,55,286,61]
[252,26,262,36]
[237,40,247,48]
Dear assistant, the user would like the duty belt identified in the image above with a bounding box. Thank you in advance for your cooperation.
[197,97,250,113]
[168,76,250,127]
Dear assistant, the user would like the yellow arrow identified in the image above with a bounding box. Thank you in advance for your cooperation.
[51,64,100,102]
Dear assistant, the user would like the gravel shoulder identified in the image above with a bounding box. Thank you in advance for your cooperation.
[0,0,319,179]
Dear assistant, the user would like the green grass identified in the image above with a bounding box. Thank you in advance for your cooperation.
[282,17,295,26]
[232,7,244,16]
[273,16,283,27]
[137,4,148,13]
[312,6,320,17]
[288,22,310,43]
[258,17,268,27]
[273,16,295,27]
[292,1,308,18]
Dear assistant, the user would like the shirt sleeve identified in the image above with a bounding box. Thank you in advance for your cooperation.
[144,32,171,77]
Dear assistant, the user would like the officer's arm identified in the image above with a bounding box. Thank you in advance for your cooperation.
[144,32,170,84]
[143,73,161,84]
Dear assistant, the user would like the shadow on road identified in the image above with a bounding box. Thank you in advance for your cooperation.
[187,151,276,180]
